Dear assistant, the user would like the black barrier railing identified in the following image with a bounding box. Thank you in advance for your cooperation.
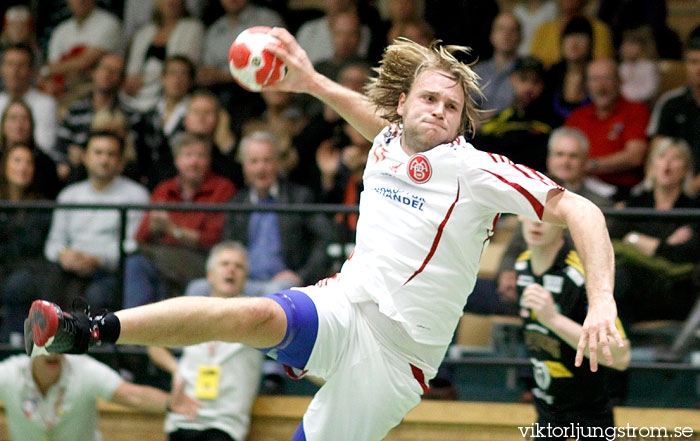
[0,200,360,301]
[0,201,359,261]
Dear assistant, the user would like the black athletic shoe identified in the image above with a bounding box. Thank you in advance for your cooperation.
[24,300,98,356]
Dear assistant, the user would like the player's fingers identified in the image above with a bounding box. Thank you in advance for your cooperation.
[588,329,599,372]
[269,27,302,54]
[574,331,587,367]
[265,41,289,63]
[610,322,625,348]
[268,27,294,45]
[599,327,614,366]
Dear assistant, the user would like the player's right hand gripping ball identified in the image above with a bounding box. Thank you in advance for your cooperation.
[228,26,287,92]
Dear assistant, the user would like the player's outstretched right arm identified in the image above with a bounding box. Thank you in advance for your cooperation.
[266,27,386,141]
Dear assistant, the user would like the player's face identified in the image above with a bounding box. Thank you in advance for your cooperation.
[685,50,700,89]
[4,146,35,189]
[586,59,620,111]
[208,248,248,298]
[84,136,123,182]
[651,146,689,190]
[175,141,211,185]
[520,216,564,248]
[546,135,586,184]
[397,69,464,154]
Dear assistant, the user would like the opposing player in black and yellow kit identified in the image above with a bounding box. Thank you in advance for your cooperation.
[516,216,630,441]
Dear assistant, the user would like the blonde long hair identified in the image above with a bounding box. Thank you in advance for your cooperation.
[642,137,695,196]
[365,38,482,136]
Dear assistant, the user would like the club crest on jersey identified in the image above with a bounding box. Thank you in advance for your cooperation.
[407,154,432,184]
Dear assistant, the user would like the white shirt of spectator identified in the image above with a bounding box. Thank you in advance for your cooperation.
[125,18,204,111]
[339,125,562,347]
[0,354,123,441]
[44,176,150,272]
[47,7,122,63]
[165,342,263,441]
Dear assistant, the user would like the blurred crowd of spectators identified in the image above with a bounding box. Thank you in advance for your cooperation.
[0,0,699,345]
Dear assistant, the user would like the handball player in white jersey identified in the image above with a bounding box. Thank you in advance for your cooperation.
[25,28,624,441]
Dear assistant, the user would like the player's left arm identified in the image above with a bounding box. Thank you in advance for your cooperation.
[521,284,630,371]
[541,189,624,372]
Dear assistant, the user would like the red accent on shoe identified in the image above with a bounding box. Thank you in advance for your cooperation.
[30,300,59,346]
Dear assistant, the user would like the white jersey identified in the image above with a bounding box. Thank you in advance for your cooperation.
[165,342,263,441]
[0,354,123,441]
[339,125,562,346]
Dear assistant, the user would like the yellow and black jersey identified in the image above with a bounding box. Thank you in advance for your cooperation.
[515,243,626,419]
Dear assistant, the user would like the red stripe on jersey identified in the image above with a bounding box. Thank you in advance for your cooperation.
[481,169,545,219]
[487,152,514,164]
[512,164,537,179]
[410,364,429,394]
[534,170,559,187]
[483,213,500,244]
[404,183,460,285]
[512,163,558,187]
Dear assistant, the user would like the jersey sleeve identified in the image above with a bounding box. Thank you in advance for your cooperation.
[464,152,564,220]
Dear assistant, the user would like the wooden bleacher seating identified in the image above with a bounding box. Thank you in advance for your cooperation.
[3,396,699,441]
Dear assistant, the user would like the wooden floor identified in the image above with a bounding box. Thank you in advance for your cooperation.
[2,396,700,441]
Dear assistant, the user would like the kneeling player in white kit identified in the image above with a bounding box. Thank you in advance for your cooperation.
[25,29,624,441]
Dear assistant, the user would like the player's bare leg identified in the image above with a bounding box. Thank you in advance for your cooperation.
[25,297,288,356]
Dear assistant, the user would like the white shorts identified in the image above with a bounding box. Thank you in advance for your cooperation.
[291,280,427,441]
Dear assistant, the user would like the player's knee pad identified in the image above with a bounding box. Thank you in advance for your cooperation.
[259,290,318,370]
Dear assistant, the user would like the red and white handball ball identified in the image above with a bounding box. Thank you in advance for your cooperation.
[228,26,287,92]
